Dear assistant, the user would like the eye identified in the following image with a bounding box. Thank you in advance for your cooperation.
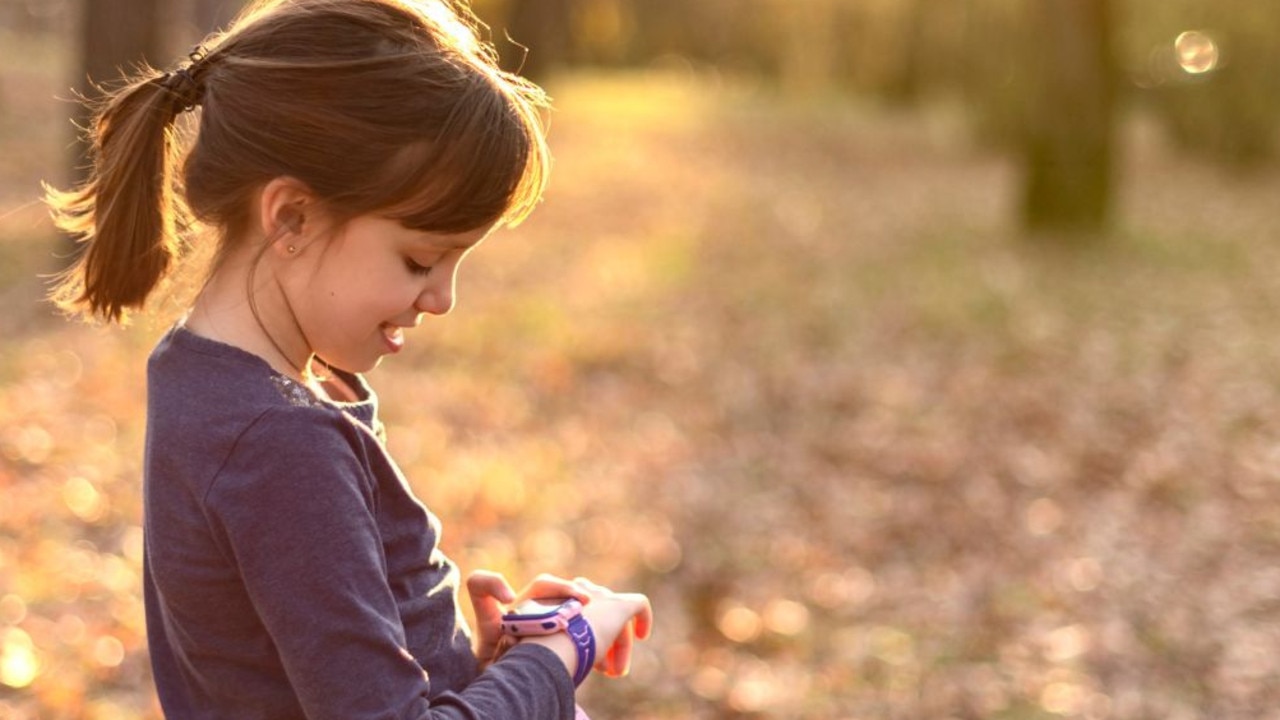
[404,257,433,276]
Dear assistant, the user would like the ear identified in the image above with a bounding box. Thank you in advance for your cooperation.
[258,176,316,252]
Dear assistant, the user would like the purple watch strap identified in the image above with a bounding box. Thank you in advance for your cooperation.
[566,613,596,687]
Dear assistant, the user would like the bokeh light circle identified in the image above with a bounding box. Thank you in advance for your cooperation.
[1175,31,1219,74]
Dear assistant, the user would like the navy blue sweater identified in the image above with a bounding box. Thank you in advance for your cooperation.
[142,327,574,719]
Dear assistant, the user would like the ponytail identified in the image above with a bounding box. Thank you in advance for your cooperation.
[47,63,203,323]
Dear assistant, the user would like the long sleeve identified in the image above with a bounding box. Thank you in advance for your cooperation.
[143,327,575,720]
[202,408,575,719]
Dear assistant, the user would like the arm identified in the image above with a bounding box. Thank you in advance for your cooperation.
[208,407,575,720]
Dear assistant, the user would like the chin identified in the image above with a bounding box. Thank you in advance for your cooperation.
[319,353,381,376]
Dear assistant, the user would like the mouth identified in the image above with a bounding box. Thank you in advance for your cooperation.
[380,323,406,353]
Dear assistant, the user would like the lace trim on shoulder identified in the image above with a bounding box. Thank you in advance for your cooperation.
[269,375,325,408]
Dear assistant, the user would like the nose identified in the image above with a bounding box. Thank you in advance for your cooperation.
[415,270,456,316]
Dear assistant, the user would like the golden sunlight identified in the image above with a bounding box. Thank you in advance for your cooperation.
[92,635,126,668]
[0,595,26,625]
[716,603,763,644]
[62,476,106,522]
[1040,679,1089,715]
[761,598,810,637]
[1174,31,1219,74]
[0,627,39,689]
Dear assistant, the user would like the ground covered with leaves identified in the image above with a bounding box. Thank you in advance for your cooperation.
[2,60,1280,719]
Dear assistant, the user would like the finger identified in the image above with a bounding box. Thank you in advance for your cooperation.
[466,570,516,605]
[517,573,589,603]
[572,576,617,605]
[603,621,634,677]
[467,572,516,659]
[628,594,654,640]
[573,576,608,593]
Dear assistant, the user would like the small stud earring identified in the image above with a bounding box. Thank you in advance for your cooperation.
[287,245,297,254]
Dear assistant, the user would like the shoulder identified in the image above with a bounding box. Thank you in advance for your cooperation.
[146,327,381,500]
[204,403,382,534]
[233,402,371,469]
[147,327,281,431]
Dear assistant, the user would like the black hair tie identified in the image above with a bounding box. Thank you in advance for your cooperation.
[161,44,209,113]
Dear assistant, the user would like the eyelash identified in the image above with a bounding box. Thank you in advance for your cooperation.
[405,258,433,276]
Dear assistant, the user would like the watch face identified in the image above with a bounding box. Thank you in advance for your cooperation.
[501,597,580,637]
[508,597,574,618]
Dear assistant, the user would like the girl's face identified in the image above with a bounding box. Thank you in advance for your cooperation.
[279,214,489,374]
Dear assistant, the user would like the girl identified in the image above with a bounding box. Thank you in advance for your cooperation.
[46,1,652,718]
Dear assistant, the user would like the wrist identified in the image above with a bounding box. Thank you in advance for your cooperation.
[501,598,597,687]
[519,633,578,681]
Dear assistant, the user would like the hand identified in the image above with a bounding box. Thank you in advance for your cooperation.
[469,572,590,667]
[466,570,516,667]
[573,577,653,679]
[512,573,592,606]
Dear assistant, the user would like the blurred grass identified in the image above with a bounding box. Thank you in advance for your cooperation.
[4,51,1280,720]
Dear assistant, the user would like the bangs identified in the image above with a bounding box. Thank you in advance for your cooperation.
[366,73,549,234]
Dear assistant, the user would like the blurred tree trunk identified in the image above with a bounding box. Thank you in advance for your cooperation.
[1021,0,1116,238]
[883,0,927,105]
[776,0,836,98]
[501,0,573,81]
[61,0,164,261]
[72,0,164,183]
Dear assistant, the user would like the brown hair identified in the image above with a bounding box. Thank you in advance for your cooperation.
[47,0,550,323]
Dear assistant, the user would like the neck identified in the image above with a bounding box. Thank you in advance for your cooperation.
[187,247,318,386]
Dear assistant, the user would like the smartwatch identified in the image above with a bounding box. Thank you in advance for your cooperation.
[500,597,596,687]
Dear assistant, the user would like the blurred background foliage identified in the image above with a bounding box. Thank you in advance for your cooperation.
[3,0,1280,718]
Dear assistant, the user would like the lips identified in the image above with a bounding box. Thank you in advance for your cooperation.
[381,324,406,353]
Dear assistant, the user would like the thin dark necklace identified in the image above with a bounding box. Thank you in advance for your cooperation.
[272,271,331,384]
[244,229,328,384]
